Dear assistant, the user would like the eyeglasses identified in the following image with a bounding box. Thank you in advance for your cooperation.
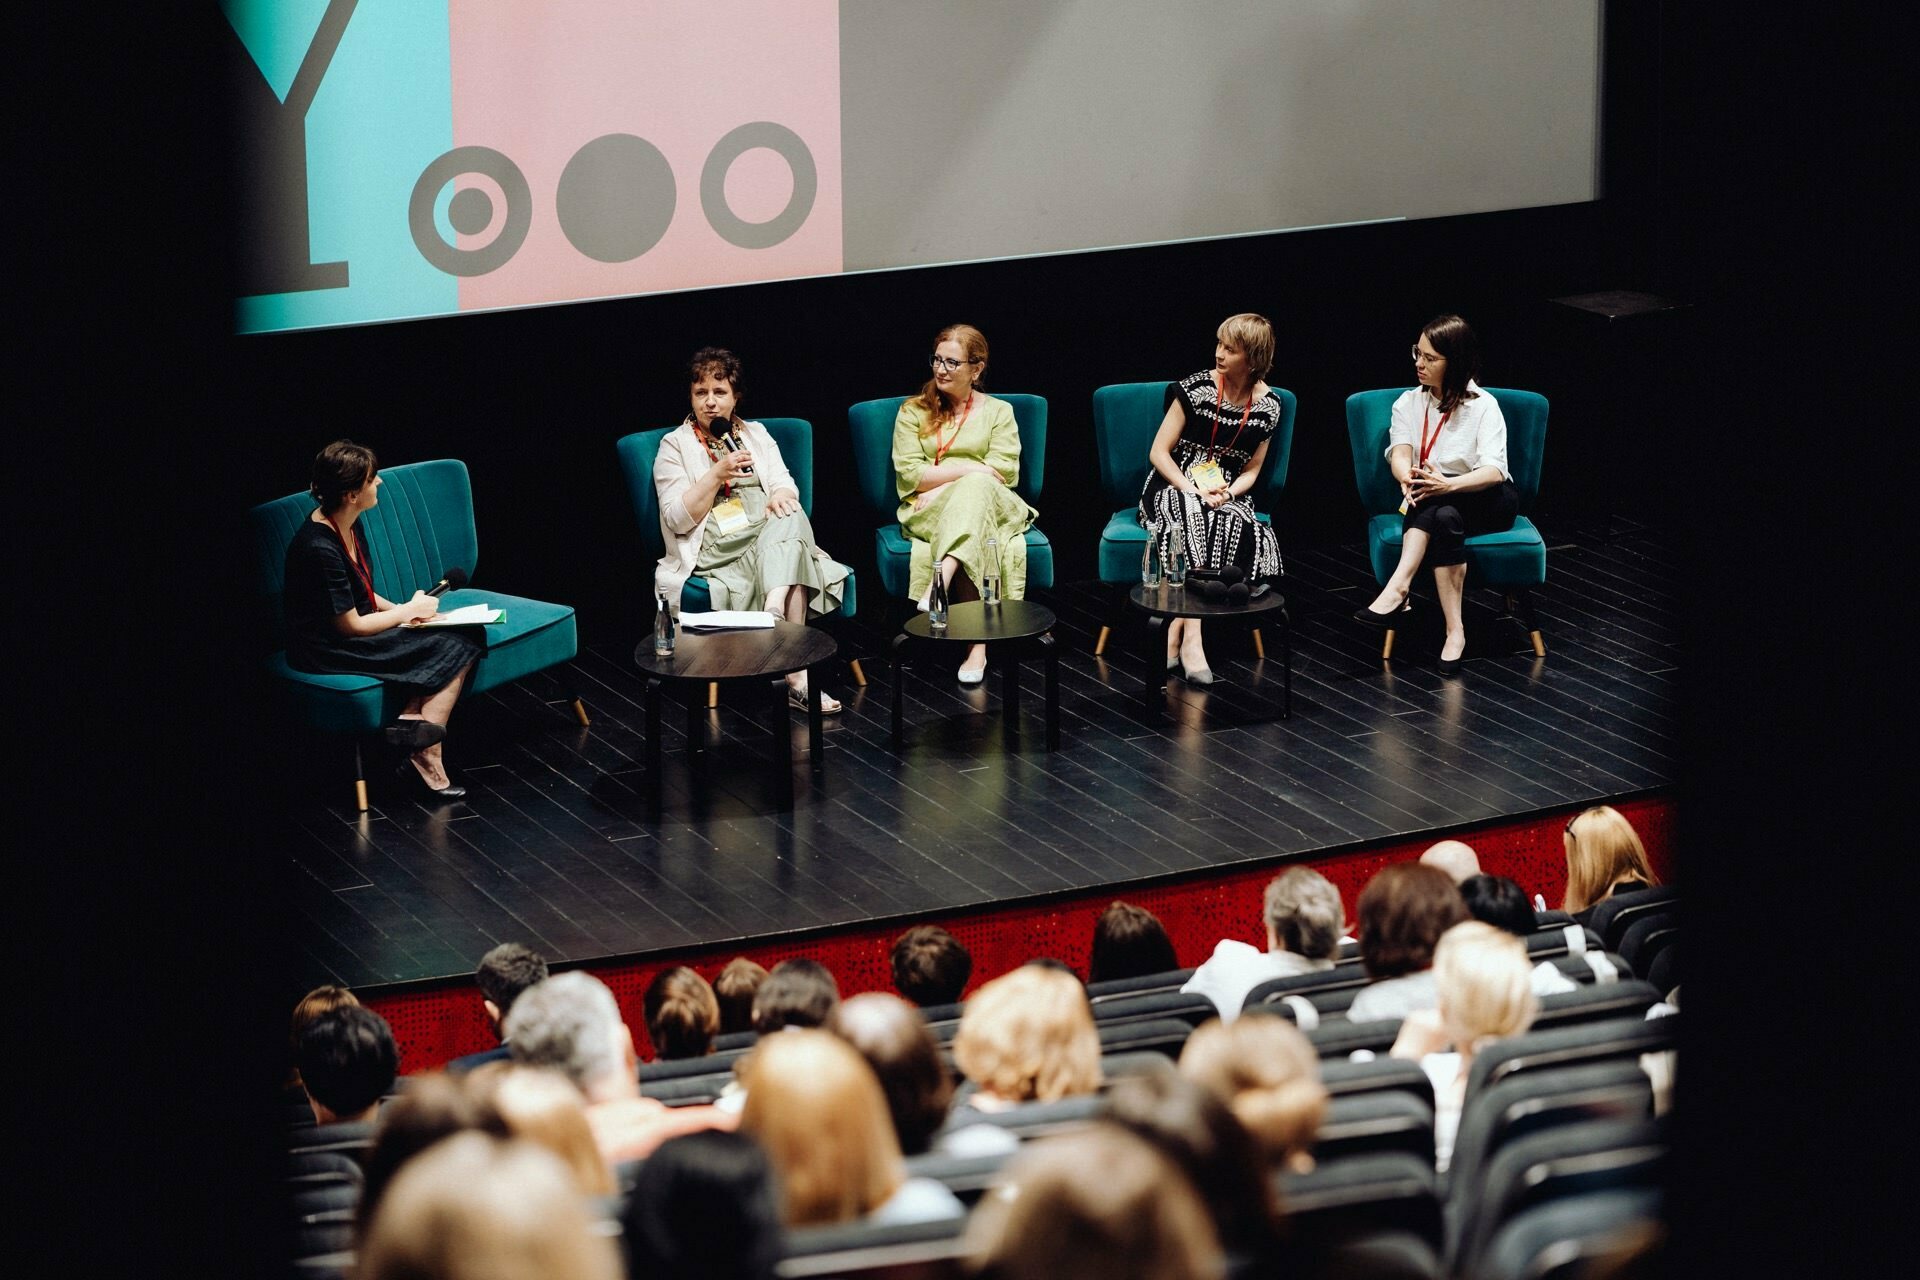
[930,354,976,373]
[1411,347,1445,366]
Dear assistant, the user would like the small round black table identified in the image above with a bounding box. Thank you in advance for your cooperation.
[633,621,838,804]
[891,600,1060,750]
[1128,582,1291,719]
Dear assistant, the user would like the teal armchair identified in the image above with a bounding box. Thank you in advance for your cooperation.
[1089,380,1297,653]
[846,393,1054,604]
[1345,387,1549,658]
[249,458,588,810]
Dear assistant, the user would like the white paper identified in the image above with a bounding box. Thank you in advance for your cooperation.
[679,610,777,631]
[410,603,501,627]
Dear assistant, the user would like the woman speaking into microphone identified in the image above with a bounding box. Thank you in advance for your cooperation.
[282,440,480,800]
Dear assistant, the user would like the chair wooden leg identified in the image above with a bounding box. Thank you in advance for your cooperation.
[1530,631,1547,656]
[708,682,719,709]
[1513,590,1547,656]
[570,697,591,726]
[352,740,369,812]
[1251,628,1266,659]
[1381,630,1396,660]
[1094,624,1111,656]
[849,659,868,687]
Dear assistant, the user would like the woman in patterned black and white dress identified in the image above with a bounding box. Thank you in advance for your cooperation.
[1138,313,1284,684]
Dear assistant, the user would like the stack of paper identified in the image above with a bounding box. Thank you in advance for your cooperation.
[679,610,778,631]
[409,603,503,627]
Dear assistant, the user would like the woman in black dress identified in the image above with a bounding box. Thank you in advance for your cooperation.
[282,441,481,800]
[1139,313,1285,684]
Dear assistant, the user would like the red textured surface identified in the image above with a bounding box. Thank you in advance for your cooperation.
[366,793,1676,1073]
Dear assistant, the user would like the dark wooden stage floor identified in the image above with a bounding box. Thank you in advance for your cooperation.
[285,520,1679,991]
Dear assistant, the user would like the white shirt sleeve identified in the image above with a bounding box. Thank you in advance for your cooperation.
[1470,390,1510,481]
[1385,389,1420,462]
[656,429,701,537]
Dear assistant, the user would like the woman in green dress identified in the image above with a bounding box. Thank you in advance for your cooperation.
[891,324,1038,684]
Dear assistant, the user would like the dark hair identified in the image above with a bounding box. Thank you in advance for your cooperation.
[714,957,769,1036]
[1356,863,1470,980]
[298,1005,399,1118]
[309,439,378,515]
[824,993,954,1156]
[1419,314,1482,413]
[1089,902,1180,985]
[644,966,721,1060]
[1459,875,1538,938]
[356,1072,507,1241]
[750,959,840,1034]
[623,1130,782,1280]
[688,347,745,399]
[890,925,973,1007]
[475,943,548,1019]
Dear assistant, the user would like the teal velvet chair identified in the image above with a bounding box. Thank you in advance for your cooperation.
[846,394,1054,605]
[1345,387,1549,659]
[249,458,588,810]
[615,418,862,697]
[1089,380,1297,654]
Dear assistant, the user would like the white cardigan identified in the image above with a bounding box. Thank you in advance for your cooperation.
[652,418,801,610]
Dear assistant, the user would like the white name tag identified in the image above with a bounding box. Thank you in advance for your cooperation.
[1186,458,1226,492]
[710,496,751,536]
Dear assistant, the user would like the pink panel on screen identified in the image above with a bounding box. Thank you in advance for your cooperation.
[448,0,842,310]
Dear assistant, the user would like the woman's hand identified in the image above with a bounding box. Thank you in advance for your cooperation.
[1200,484,1232,509]
[401,590,439,625]
[1406,463,1455,504]
[709,450,754,485]
[766,490,802,518]
[913,481,951,512]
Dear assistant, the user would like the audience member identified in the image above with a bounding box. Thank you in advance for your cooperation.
[506,971,735,1164]
[1182,867,1345,1021]
[448,942,549,1073]
[1460,873,1578,996]
[1419,839,1482,884]
[964,1125,1223,1280]
[297,1004,398,1127]
[481,1065,616,1199]
[287,983,359,1095]
[357,1071,508,1241]
[714,957,769,1036]
[952,964,1102,1113]
[1089,901,1180,984]
[891,924,974,1006]
[1562,805,1660,917]
[644,965,722,1059]
[1179,1012,1328,1174]
[823,992,961,1156]
[1390,921,1538,1169]
[738,1028,965,1227]
[357,1132,622,1280]
[622,1130,783,1280]
[750,958,841,1034]
[1346,862,1469,1022]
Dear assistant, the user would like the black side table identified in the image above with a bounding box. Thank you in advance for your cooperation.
[891,600,1060,750]
[1128,583,1291,720]
[633,622,838,805]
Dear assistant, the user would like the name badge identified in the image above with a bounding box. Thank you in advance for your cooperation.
[1186,458,1226,492]
[710,496,751,536]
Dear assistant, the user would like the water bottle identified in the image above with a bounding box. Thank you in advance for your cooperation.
[1141,534,1162,588]
[982,538,1001,605]
[1167,525,1187,587]
[928,573,949,631]
[653,590,676,657]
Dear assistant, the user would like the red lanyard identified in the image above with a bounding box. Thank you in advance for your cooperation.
[1418,402,1452,468]
[328,520,376,605]
[1209,373,1255,459]
[932,393,974,466]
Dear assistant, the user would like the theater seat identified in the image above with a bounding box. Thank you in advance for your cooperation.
[1580,887,1678,952]
[1481,1187,1663,1280]
[1086,967,1196,1001]
[1280,1150,1443,1254]
[1313,1091,1438,1166]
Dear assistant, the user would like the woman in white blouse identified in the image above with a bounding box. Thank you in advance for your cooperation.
[1353,315,1516,675]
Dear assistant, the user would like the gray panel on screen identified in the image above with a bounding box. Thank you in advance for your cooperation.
[839,0,1601,272]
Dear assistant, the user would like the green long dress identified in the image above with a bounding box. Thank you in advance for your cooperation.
[892,394,1037,604]
[695,468,848,615]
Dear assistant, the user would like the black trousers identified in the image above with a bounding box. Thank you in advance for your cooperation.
[1403,480,1518,567]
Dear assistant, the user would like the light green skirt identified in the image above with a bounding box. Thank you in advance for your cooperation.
[696,480,847,615]
[900,472,1035,603]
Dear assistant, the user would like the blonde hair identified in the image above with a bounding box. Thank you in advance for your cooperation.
[738,1029,904,1225]
[1216,313,1275,379]
[1178,1013,1328,1173]
[1562,805,1658,914]
[483,1066,614,1198]
[965,1125,1223,1280]
[357,1132,622,1280]
[1433,922,1537,1055]
[952,966,1101,1104]
[913,323,990,433]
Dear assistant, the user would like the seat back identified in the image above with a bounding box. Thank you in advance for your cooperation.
[847,393,1048,525]
[1279,1151,1443,1254]
[1085,966,1195,1001]
[615,418,818,567]
[1466,1014,1677,1096]
[1582,886,1678,952]
[1313,1091,1438,1166]
[1092,380,1297,511]
[1345,387,1549,514]
[1085,989,1219,1029]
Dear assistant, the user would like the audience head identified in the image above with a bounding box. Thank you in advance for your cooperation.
[1262,867,1345,960]
[480,1065,615,1198]
[825,992,954,1157]
[1179,1012,1328,1173]
[891,924,973,1007]
[309,439,379,515]
[1418,839,1482,884]
[298,1004,398,1125]
[1216,312,1276,380]
[1433,921,1539,1056]
[965,1125,1223,1280]
[1562,805,1659,914]
[622,1130,783,1280]
[750,958,841,1034]
[1460,874,1538,937]
[358,1132,622,1280]
[357,1071,508,1240]
[1417,313,1481,411]
[643,966,721,1060]
[289,984,359,1084]
[714,957,770,1036]
[504,971,636,1104]
[1089,901,1179,985]
[1355,862,1470,980]
[738,1028,905,1226]
[953,964,1102,1104]
[475,942,549,1039]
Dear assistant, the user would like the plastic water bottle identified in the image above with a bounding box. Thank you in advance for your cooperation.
[1167,525,1187,587]
[929,573,949,631]
[653,590,676,657]
[1141,534,1162,588]
[982,538,1001,605]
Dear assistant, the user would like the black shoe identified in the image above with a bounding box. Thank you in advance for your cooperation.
[1437,654,1464,676]
[1353,598,1411,627]
[395,760,466,801]
[384,719,447,751]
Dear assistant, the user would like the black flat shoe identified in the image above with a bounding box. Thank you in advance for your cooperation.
[395,760,466,801]
[384,719,447,751]
[1353,600,1411,627]
[1437,655,1464,676]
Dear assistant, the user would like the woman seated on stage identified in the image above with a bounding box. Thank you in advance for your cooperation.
[1561,804,1661,918]
[653,347,848,712]
[1139,313,1285,685]
[283,440,479,800]
[1354,314,1517,675]
[892,323,1037,685]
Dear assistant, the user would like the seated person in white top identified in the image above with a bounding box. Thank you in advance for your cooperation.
[1182,867,1345,1022]
[1459,873,1579,997]
[1354,314,1517,675]
[1346,862,1470,1023]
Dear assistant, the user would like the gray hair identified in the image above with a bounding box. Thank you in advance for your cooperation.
[503,972,625,1093]
[1263,868,1345,961]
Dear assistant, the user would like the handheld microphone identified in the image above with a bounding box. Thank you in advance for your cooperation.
[720,423,754,475]
[426,567,470,598]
